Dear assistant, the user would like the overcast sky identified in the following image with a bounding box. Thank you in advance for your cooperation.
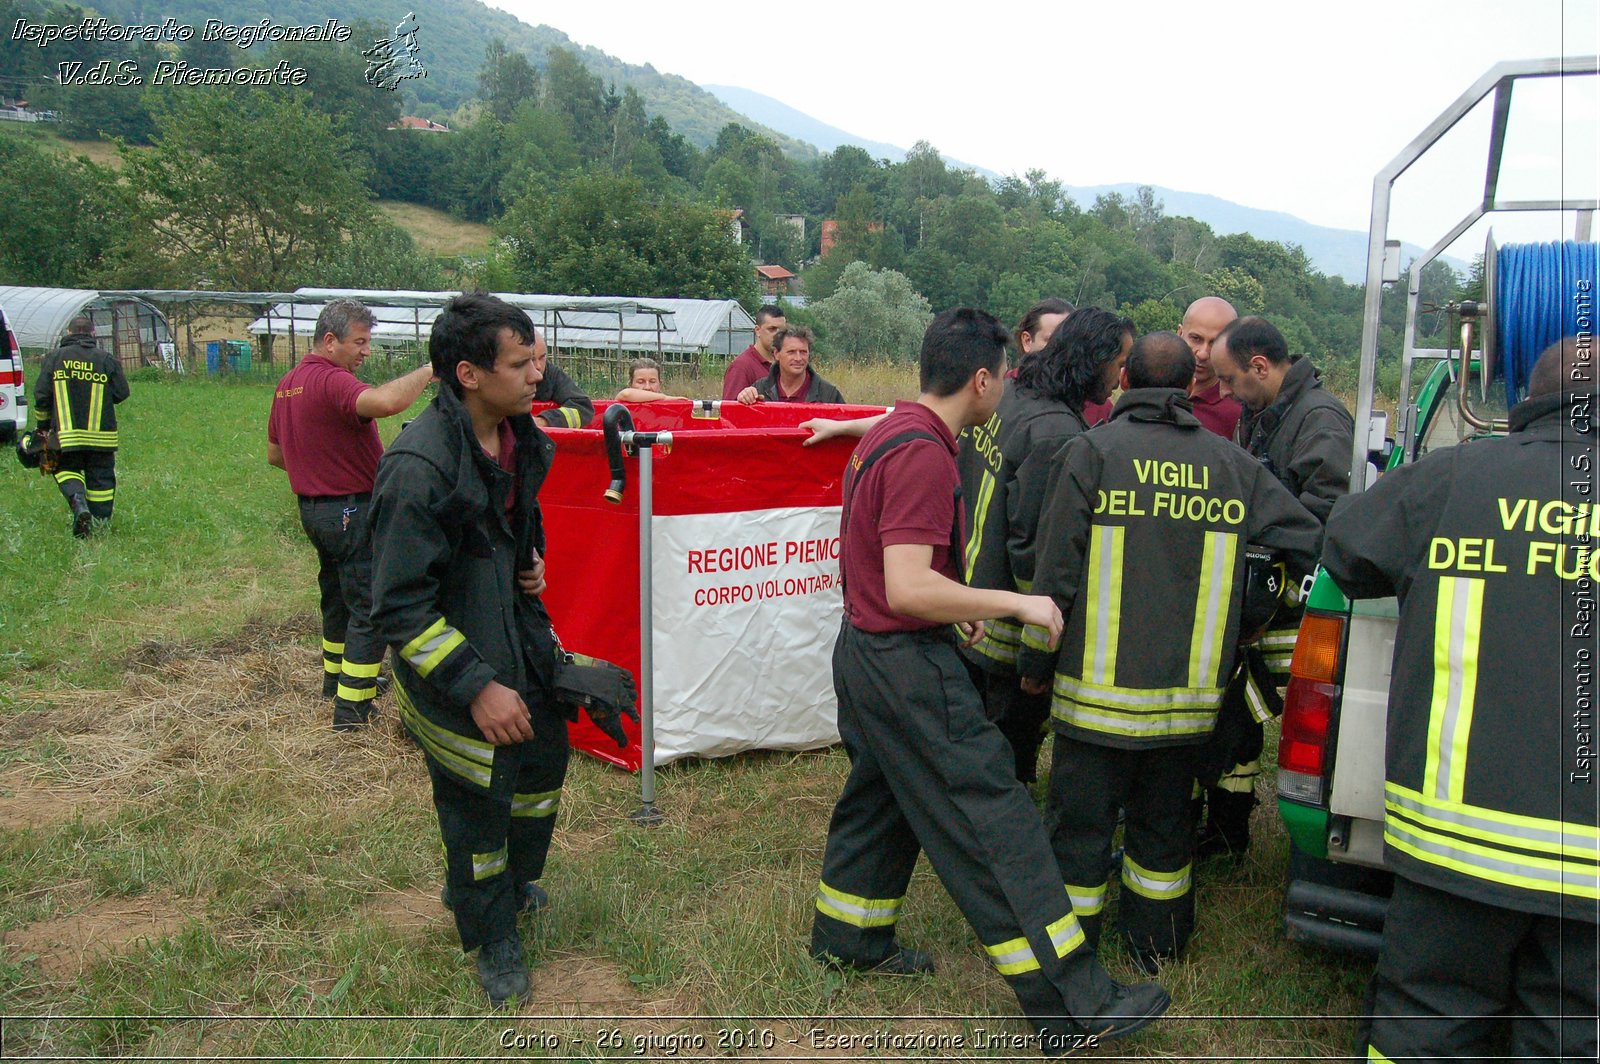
[486,0,1598,251]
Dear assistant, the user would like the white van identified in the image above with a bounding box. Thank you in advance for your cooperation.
[0,303,25,443]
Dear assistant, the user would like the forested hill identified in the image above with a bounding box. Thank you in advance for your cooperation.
[38,0,817,156]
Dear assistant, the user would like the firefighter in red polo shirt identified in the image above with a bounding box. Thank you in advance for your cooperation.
[267,299,434,731]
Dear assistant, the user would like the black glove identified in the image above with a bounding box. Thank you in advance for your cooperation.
[553,652,639,748]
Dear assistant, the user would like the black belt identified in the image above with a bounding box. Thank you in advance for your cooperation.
[298,491,371,504]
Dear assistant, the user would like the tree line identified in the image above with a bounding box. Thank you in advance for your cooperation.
[0,14,1462,382]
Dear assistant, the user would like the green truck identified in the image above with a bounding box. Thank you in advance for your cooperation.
[1274,55,1598,954]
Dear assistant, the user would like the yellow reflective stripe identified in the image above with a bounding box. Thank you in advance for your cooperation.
[1065,881,1106,916]
[1244,671,1273,724]
[472,846,508,881]
[972,617,1022,666]
[1367,1048,1394,1063]
[815,881,903,928]
[394,679,494,788]
[323,659,342,674]
[85,489,114,502]
[1259,627,1300,650]
[1188,531,1237,689]
[54,379,73,432]
[87,380,104,434]
[984,932,1039,975]
[1081,525,1124,686]
[322,638,345,654]
[512,788,561,818]
[1051,699,1219,740]
[1120,855,1191,900]
[1385,818,1600,900]
[1047,910,1085,958]
[1053,673,1226,707]
[963,469,997,581]
[55,430,118,446]
[54,471,86,486]
[340,661,381,678]
[1385,782,1600,858]
[1425,577,1484,803]
[402,617,467,678]
[336,683,375,703]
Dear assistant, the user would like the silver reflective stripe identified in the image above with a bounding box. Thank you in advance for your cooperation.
[1386,787,1600,858]
[1055,676,1223,707]
[1386,820,1600,893]
[1122,863,1190,898]
[1066,885,1105,914]
[1056,705,1217,736]
[473,847,508,880]
[406,627,458,668]
[1088,528,1113,684]
[1189,531,1236,689]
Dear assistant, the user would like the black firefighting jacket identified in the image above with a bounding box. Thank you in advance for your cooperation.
[367,384,559,790]
[1235,355,1353,531]
[962,383,1091,673]
[1322,391,1598,921]
[534,362,595,429]
[1018,389,1323,748]
[33,334,130,451]
[1238,356,1354,695]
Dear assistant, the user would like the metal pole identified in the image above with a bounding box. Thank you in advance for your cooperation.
[631,435,664,825]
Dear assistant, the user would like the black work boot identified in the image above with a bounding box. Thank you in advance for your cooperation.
[1197,788,1257,861]
[1076,980,1171,1044]
[816,943,934,975]
[70,497,92,539]
[332,703,374,731]
[475,932,530,1007]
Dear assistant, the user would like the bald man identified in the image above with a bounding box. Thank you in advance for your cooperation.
[1177,297,1241,439]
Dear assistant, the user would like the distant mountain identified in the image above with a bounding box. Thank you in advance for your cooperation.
[704,84,997,178]
[701,85,1462,283]
[1062,183,1466,284]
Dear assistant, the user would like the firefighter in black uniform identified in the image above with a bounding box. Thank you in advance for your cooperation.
[963,308,1133,783]
[33,316,130,538]
[1019,331,1322,970]
[1197,316,1354,858]
[1322,337,1598,1062]
[367,294,629,1007]
[811,308,1170,1054]
[530,332,594,429]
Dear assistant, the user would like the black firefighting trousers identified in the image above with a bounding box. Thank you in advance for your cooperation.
[423,694,570,953]
[1046,736,1197,962]
[812,623,1124,1040]
[1365,874,1598,1062]
[54,450,115,519]
[298,493,385,718]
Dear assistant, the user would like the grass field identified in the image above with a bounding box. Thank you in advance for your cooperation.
[0,370,1372,1060]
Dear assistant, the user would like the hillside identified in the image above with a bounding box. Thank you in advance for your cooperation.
[70,0,817,156]
[695,85,1459,282]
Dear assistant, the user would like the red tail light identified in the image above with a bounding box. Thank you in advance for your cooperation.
[1277,613,1345,804]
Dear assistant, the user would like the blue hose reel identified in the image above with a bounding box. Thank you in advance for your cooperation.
[1486,237,1599,406]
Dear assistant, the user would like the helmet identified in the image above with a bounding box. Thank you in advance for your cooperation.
[15,429,44,470]
[1238,545,1287,645]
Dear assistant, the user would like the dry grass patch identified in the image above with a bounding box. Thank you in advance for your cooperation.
[2,890,193,981]
[379,201,494,257]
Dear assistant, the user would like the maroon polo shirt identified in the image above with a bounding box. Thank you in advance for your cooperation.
[267,353,382,497]
[1190,380,1242,440]
[841,402,962,633]
[721,345,772,401]
[1082,398,1113,427]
